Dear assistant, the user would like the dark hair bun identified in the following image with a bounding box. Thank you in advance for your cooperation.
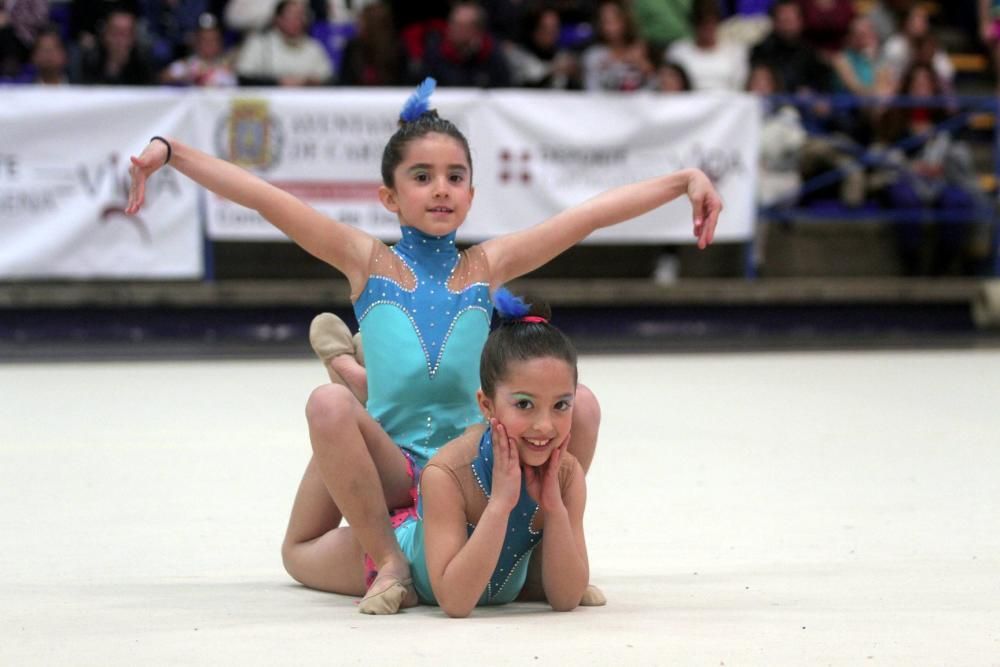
[494,287,551,325]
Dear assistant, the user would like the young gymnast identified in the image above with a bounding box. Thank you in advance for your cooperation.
[126,79,721,614]
[315,289,590,616]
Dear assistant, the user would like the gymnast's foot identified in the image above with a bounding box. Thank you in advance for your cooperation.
[359,561,417,615]
[309,313,367,402]
[580,584,607,606]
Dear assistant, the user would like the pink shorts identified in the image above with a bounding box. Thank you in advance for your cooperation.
[363,451,420,587]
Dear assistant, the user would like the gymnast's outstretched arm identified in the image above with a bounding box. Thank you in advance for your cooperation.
[480,167,722,288]
[126,137,374,291]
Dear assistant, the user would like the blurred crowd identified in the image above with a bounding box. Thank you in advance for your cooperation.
[0,1,986,93]
[1,0,995,275]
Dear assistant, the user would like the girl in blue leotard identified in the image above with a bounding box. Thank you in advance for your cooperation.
[126,79,721,614]
[316,289,591,616]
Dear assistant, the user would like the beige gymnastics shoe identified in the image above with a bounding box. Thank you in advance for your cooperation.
[580,584,607,606]
[309,313,355,385]
[358,576,417,615]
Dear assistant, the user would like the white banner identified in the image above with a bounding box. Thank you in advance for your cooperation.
[0,88,203,279]
[197,89,759,243]
[465,90,758,243]
[0,88,758,280]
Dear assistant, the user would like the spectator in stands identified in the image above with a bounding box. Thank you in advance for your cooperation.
[160,11,235,86]
[797,0,855,56]
[879,4,954,94]
[749,0,833,93]
[138,0,212,69]
[746,61,807,273]
[873,63,985,275]
[416,1,511,88]
[505,5,581,89]
[867,0,914,43]
[235,0,333,86]
[831,14,883,96]
[0,0,49,78]
[581,0,653,91]
[70,7,156,84]
[653,59,692,92]
[632,0,692,53]
[223,0,328,34]
[28,24,69,84]
[69,0,139,50]
[337,2,405,86]
[979,0,1000,91]
[665,0,747,92]
[748,62,807,209]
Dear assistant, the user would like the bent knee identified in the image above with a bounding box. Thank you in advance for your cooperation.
[305,383,358,428]
[575,383,601,426]
[281,540,307,585]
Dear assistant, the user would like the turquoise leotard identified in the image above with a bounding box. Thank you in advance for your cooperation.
[353,226,493,469]
[396,426,542,606]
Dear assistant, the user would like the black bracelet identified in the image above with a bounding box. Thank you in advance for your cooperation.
[149,136,172,165]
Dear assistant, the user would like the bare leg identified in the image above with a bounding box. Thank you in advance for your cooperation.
[329,355,368,404]
[282,384,415,611]
[284,520,368,597]
[568,383,601,474]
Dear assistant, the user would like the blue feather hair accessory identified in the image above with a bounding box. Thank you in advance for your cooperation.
[400,77,437,123]
[493,287,531,319]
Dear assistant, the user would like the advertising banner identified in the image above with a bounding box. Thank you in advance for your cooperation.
[196,89,759,244]
[1,88,758,280]
[0,88,203,279]
[196,88,482,242]
[465,90,759,243]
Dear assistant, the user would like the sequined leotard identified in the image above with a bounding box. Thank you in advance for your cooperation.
[353,225,493,469]
[393,425,577,606]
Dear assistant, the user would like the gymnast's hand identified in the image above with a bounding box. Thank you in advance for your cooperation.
[490,419,521,514]
[126,140,170,214]
[686,168,723,250]
[524,431,569,513]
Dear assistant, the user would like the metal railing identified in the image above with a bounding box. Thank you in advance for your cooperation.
[750,93,1000,278]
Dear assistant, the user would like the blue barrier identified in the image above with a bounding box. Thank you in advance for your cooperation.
[749,93,1000,278]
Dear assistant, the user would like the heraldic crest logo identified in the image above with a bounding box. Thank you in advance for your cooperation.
[215,99,284,171]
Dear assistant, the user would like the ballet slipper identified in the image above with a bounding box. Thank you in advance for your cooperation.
[352,332,365,367]
[358,575,415,615]
[579,584,606,607]
[309,313,355,385]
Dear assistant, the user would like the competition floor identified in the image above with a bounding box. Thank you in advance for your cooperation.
[2,350,999,665]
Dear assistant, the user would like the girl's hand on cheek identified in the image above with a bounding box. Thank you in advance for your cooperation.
[490,419,521,513]
[525,431,569,512]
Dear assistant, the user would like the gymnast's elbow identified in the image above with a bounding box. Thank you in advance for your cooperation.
[439,597,475,618]
[434,587,476,618]
[546,583,586,612]
[548,596,582,613]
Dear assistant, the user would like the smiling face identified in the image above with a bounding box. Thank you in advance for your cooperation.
[478,357,576,468]
[379,132,474,236]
